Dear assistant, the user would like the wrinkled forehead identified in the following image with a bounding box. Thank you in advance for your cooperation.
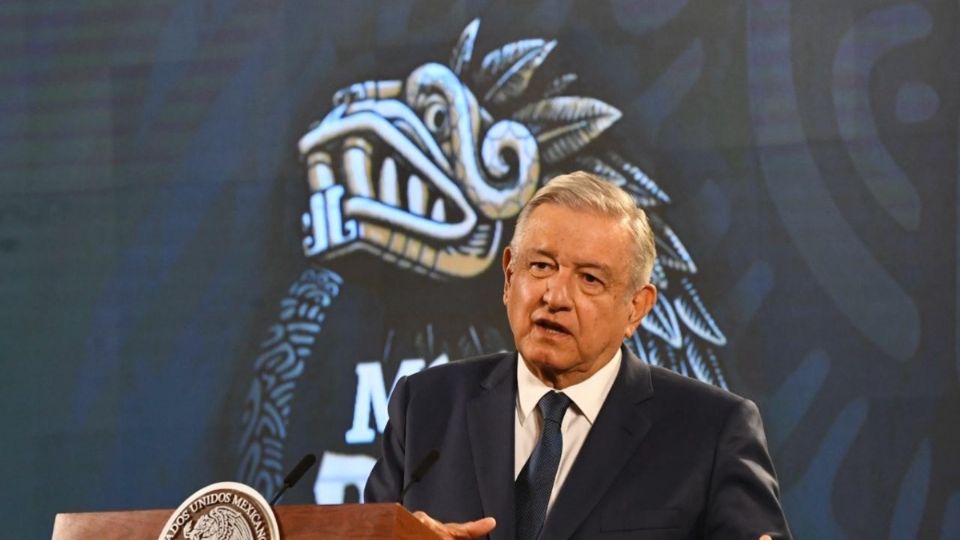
[514,204,634,258]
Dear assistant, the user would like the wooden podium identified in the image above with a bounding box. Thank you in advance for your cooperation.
[52,503,441,539]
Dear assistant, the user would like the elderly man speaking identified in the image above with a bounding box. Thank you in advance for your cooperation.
[364,172,791,540]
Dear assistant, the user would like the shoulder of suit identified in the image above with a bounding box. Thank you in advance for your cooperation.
[647,362,752,408]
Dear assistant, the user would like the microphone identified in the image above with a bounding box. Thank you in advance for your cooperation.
[269,453,318,505]
[398,450,440,504]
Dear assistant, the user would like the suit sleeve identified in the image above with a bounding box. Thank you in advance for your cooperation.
[363,375,410,503]
[704,398,793,539]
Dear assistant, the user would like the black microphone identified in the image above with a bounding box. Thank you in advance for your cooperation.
[270,453,317,505]
[398,450,440,504]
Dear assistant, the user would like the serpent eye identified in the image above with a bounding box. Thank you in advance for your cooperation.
[423,99,449,134]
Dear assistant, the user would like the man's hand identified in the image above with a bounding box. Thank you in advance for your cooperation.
[411,511,496,540]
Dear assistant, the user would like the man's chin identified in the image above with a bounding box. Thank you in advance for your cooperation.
[519,349,575,376]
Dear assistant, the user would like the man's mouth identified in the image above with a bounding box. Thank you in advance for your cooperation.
[535,319,571,335]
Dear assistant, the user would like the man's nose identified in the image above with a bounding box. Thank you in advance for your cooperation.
[542,272,574,310]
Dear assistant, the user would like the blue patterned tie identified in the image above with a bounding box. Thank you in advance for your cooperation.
[515,391,572,539]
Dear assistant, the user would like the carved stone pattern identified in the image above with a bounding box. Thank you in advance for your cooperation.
[236,268,342,498]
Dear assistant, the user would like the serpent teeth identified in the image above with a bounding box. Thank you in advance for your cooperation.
[431,198,446,222]
[307,152,334,191]
[343,137,373,197]
[379,157,399,206]
[408,174,428,216]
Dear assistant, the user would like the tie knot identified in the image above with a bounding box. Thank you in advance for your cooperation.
[538,392,572,424]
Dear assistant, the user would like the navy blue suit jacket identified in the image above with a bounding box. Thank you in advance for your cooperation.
[364,348,792,539]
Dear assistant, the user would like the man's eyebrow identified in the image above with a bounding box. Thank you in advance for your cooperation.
[524,249,614,278]
[574,261,613,277]
[527,248,557,259]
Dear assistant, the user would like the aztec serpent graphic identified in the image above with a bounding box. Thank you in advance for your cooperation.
[237,19,728,499]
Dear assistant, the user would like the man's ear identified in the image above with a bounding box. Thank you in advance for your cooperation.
[502,247,514,304]
[625,284,657,338]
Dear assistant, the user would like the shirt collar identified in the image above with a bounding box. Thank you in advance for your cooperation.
[516,348,622,426]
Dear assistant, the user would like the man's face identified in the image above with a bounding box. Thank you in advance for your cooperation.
[502,203,657,388]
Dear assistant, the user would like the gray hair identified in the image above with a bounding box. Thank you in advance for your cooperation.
[509,171,657,290]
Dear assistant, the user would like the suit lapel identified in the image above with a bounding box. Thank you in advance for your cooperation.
[466,353,517,540]
[539,348,655,539]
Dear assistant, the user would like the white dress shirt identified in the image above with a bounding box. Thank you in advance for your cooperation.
[514,348,622,512]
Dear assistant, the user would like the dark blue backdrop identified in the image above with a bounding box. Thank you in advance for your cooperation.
[1,1,957,538]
